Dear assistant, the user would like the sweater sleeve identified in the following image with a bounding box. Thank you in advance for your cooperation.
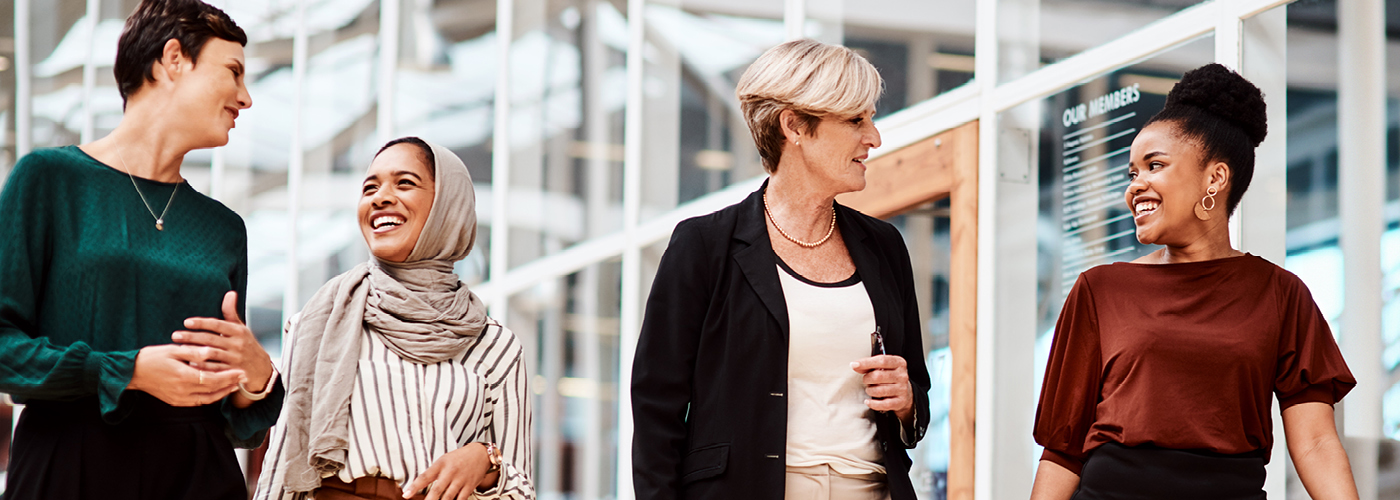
[1274,271,1355,409]
[219,221,286,448]
[1032,274,1103,476]
[0,153,139,419]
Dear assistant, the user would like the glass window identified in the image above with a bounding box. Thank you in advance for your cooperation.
[827,0,975,117]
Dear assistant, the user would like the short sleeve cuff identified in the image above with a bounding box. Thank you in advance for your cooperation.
[1279,381,1354,410]
[1040,448,1085,476]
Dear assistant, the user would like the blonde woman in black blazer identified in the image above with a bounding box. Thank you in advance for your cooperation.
[631,40,931,500]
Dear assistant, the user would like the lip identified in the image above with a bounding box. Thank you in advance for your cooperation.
[224,106,239,124]
[367,210,407,234]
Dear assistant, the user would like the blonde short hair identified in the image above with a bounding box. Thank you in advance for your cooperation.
[735,39,884,173]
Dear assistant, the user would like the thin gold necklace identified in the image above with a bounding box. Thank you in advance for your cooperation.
[116,151,179,231]
[763,189,836,248]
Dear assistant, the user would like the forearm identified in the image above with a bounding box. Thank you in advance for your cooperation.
[1292,434,1359,500]
[1029,460,1079,500]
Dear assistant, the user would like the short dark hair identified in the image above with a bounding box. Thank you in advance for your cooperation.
[115,0,247,106]
[1145,63,1267,216]
[376,137,436,179]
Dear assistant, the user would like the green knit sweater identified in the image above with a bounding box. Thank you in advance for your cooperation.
[0,146,282,446]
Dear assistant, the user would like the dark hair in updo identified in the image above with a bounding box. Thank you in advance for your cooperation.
[376,136,436,180]
[1144,63,1267,216]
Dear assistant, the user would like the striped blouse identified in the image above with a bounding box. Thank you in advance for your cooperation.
[254,320,534,500]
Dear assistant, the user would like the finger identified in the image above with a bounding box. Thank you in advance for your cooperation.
[405,465,440,499]
[863,383,907,399]
[172,330,234,349]
[222,291,244,325]
[438,478,465,500]
[182,318,246,338]
[189,360,236,371]
[862,369,909,387]
[423,480,442,500]
[198,368,247,389]
[866,396,911,412]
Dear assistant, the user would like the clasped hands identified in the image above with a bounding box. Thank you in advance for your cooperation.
[126,291,273,408]
[851,355,916,425]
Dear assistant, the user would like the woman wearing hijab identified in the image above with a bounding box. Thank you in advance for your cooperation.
[254,137,534,500]
[0,1,281,499]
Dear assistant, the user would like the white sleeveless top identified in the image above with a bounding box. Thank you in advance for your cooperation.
[777,260,884,475]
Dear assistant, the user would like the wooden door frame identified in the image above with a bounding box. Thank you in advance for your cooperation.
[837,120,978,500]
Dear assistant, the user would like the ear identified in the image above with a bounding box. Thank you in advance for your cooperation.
[1206,160,1230,194]
[152,38,189,83]
[778,109,803,145]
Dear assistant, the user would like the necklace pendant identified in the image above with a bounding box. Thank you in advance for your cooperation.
[156,219,164,231]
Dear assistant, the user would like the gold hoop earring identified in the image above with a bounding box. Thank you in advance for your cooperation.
[1194,186,1218,221]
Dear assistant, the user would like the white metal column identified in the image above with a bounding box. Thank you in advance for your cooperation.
[283,0,309,323]
[1339,1,1386,498]
[489,0,514,320]
[81,0,100,144]
[617,0,647,496]
[1238,6,1287,498]
[783,0,805,41]
[973,0,999,497]
[16,0,31,159]
[378,0,401,144]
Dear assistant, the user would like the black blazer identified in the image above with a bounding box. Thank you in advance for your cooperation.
[631,183,932,500]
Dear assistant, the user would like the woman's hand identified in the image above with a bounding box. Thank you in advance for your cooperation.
[852,355,915,425]
[402,443,501,500]
[172,291,274,408]
[127,344,245,406]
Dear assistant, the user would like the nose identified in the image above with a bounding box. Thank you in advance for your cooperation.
[237,83,252,109]
[369,186,396,208]
[1125,171,1148,198]
[865,122,882,149]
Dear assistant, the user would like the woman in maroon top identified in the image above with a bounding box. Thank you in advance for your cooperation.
[1030,64,1359,499]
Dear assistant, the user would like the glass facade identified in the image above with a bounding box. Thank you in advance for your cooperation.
[1,0,1397,499]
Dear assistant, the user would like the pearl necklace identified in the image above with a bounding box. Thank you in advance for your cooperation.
[763,189,836,248]
[117,151,180,231]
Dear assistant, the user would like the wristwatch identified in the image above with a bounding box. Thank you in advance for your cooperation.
[482,442,502,473]
[238,365,279,401]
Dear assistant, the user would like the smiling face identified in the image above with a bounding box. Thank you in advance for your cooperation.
[790,108,882,194]
[168,38,251,148]
[1124,121,1229,246]
[359,144,437,262]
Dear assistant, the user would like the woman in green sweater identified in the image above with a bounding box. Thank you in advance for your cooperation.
[0,1,282,499]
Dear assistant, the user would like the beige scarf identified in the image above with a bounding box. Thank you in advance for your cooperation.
[276,140,487,492]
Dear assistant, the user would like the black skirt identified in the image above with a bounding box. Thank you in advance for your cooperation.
[1072,442,1267,500]
[6,392,246,500]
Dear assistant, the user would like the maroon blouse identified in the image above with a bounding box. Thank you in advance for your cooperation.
[1033,254,1355,475]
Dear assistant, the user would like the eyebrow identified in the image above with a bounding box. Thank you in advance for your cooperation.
[1140,151,1168,162]
[363,170,425,183]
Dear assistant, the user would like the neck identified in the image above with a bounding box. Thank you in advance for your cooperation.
[1157,222,1240,263]
[80,100,193,183]
[765,171,838,239]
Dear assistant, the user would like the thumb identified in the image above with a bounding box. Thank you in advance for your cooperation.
[222,291,243,325]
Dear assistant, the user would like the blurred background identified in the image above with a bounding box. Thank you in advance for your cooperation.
[0,0,1395,499]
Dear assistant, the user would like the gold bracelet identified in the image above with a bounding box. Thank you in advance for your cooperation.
[238,365,278,401]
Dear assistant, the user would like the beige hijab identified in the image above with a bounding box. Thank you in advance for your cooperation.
[276,139,488,492]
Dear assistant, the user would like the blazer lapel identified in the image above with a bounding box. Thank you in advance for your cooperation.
[840,205,894,345]
[732,182,791,337]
